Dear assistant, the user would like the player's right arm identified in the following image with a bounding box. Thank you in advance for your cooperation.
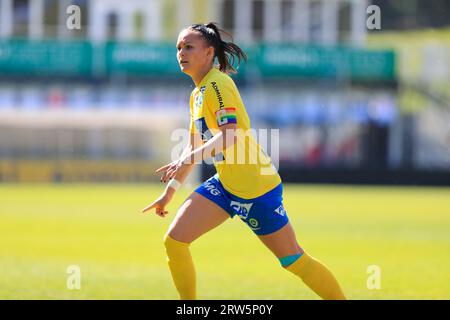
[141,133,202,217]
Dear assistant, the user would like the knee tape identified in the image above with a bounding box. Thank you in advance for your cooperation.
[279,253,303,267]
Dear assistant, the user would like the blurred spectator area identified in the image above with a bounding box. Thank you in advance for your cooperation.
[2,0,449,42]
[0,79,435,173]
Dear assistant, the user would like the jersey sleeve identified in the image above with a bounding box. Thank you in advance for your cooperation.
[189,91,195,134]
[205,80,238,128]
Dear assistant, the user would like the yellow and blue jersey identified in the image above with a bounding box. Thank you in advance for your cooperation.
[189,67,281,199]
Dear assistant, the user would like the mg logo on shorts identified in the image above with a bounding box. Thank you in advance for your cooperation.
[230,201,253,219]
[274,205,286,216]
[204,181,221,196]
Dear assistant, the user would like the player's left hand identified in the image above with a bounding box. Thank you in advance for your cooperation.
[156,156,190,183]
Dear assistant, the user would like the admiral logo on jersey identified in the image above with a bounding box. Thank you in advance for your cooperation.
[211,82,224,108]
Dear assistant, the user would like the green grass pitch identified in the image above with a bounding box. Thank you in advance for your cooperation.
[0,183,449,299]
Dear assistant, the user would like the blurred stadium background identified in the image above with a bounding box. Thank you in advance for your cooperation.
[0,0,449,299]
[0,0,449,184]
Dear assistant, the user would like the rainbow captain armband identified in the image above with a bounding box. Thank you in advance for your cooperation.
[216,107,237,126]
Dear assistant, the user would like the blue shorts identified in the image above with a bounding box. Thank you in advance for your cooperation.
[194,174,289,236]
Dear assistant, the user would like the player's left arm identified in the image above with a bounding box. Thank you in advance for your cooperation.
[161,123,236,181]
[164,84,238,180]
[182,80,238,164]
[185,122,237,162]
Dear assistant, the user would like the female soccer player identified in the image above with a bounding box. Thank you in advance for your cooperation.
[142,23,346,300]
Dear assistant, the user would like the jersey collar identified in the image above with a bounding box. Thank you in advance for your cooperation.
[197,67,218,89]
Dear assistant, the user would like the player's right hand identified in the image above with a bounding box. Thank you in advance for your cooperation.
[141,193,172,218]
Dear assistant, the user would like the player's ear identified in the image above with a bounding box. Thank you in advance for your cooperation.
[207,46,215,61]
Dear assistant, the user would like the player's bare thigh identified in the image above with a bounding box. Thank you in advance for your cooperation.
[258,222,304,260]
[166,192,230,244]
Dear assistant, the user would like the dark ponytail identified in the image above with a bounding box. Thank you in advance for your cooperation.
[188,22,247,74]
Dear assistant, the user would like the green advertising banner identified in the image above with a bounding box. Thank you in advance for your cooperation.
[258,44,395,80]
[348,49,395,80]
[0,40,396,81]
[103,42,255,80]
[104,42,180,76]
[0,39,92,76]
